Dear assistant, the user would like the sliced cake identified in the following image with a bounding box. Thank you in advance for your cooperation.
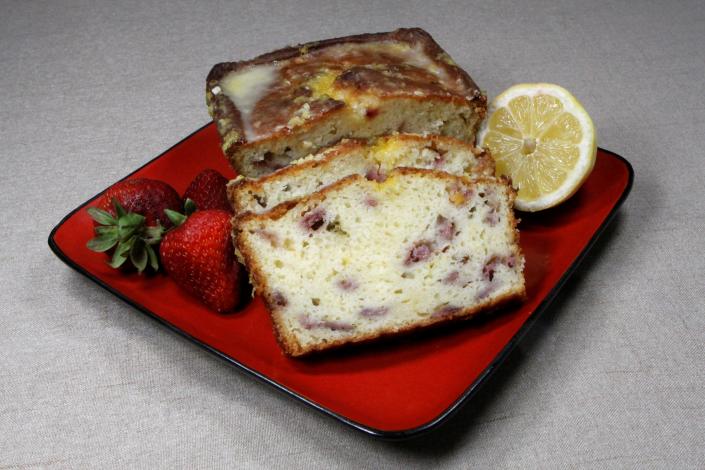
[206,28,487,177]
[233,168,525,357]
[228,133,495,215]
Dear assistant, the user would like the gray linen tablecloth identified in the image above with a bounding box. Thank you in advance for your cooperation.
[2,0,704,467]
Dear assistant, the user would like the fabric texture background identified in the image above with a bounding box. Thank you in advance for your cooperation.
[1,0,704,467]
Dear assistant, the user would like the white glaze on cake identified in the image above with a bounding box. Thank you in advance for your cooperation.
[220,64,279,139]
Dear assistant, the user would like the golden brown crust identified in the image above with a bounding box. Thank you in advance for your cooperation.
[470,146,495,177]
[208,29,477,83]
[206,28,487,172]
[206,27,483,106]
[233,168,525,357]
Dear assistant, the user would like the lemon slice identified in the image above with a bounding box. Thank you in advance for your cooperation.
[477,83,596,212]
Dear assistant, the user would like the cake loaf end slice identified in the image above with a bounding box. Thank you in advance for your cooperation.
[234,168,525,357]
[207,28,486,177]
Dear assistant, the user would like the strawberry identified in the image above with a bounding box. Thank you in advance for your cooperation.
[86,178,182,273]
[159,209,244,312]
[95,178,182,228]
[183,169,231,212]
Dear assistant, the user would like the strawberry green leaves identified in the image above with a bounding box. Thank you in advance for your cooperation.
[164,209,187,228]
[163,198,197,228]
[87,199,164,273]
[86,223,118,252]
[86,207,117,226]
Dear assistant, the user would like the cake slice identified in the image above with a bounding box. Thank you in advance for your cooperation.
[233,168,525,357]
[228,133,495,215]
[206,28,486,177]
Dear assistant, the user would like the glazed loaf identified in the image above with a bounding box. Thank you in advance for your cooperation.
[206,28,486,177]
[233,169,525,356]
[228,133,495,215]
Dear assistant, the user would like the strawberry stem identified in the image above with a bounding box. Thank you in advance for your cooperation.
[184,198,197,215]
[87,207,117,226]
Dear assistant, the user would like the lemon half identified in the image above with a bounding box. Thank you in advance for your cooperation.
[477,83,597,212]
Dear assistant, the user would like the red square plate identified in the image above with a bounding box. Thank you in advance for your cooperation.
[49,123,633,439]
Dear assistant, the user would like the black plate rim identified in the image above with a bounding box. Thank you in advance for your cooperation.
[48,123,634,440]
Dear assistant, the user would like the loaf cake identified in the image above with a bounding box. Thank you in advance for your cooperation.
[228,133,495,215]
[233,168,525,356]
[206,28,487,177]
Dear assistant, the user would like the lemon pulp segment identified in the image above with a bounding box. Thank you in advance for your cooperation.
[478,84,596,212]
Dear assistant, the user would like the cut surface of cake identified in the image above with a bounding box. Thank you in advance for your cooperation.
[207,28,487,177]
[233,168,525,357]
[228,133,495,215]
